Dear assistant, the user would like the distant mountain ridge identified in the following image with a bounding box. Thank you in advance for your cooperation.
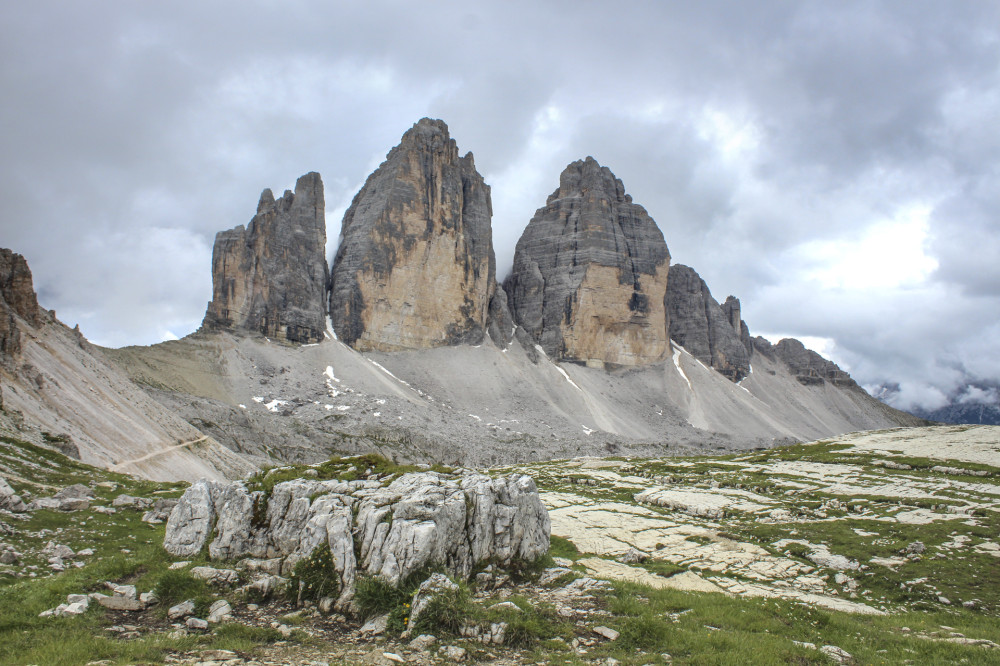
[873,382,1000,425]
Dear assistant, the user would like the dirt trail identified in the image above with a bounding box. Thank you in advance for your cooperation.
[109,436,208,472]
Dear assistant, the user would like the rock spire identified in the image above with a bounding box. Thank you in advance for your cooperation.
[666,264,751,382]
[202,173,328,344]
[504,157,671,368]
[329,118,498,351]
[0,248,41,359]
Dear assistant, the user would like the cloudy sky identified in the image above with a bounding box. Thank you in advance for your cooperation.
[2,1,998,411]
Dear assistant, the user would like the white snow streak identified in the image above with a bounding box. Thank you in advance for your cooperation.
[672,348,693,391]
[368,359,411,387]
[554,364,583,392]
[324,366,341,383]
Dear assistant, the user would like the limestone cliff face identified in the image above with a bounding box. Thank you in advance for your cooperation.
[666,265,751,382]
[504,157,671,368]
[202,173,328,344]
[0,249,41,359]
[329,119,497,351]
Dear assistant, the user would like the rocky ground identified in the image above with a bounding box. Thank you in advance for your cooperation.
[1,425,999,665]
[508,424,1000,618]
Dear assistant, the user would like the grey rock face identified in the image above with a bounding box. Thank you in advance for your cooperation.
[163,479,215,557]
[505,157,671,368]
[202,173,328,344]
[330,118,499,351]
[752,336,857,388]
[486,284,515,349]
[164,470,549,611]
[666,265,751,382]
[721,296,753,356]
[773,338,857,388]
[0,248,41,360]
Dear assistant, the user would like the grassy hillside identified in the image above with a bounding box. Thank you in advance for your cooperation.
[2,427,999,664]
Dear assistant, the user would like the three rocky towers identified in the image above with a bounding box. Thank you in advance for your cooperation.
[202,118,759,382]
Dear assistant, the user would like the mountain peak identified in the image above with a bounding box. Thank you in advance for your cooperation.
[329,118,499,351]
[202,172,328,344]
[506,158,670,368]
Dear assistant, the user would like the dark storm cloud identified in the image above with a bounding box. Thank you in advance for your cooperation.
[1,1,998,409]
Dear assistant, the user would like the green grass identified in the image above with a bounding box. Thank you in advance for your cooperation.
[0,436,286,665]
[579,581,1000,665]
[152,568,213,612]
[287,543,338,604]
[354,574,410,621]
[549,535,582,561]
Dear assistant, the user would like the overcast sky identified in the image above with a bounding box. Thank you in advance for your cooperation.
[2,1,998,411]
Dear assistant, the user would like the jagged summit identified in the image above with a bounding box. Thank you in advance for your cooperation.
[202,172,328,344]
[505,157,671,368]
[329,118,502,351]
[754,337,858,388]
[666,264,752,382]
[0,249,41,359]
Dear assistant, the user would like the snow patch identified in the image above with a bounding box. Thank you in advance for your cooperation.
[582,425,594,436]
[324,366,340,383]
[336,405,350,411]
[554,364,583,392]
[264,399,288,413]
[368,359,410,386]
[252,396,265,403]
[238,404,246,409]
[469,414,482,421]
[325,316,338,341]
[672,348,693,391]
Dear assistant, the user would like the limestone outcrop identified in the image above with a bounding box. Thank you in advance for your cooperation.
[163,469,550,610]
[666,265,751,382]
[202,173,328,344]
[329,119,499,351]
[753,337,857,388]
[504,157,671,368]
[0,249,41,359]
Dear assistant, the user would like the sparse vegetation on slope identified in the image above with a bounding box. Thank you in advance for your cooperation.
[1,426,999,664]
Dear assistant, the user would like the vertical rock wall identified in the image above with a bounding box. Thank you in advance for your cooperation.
[202,173,328,344]
[504,157,671,368]
[329,119,497,351]
[0,249,41,360]
[722,296,753,356]
[666,265,751,382]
